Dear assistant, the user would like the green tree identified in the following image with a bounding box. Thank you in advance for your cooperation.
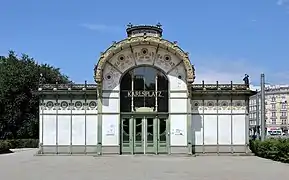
[0,51,69,139]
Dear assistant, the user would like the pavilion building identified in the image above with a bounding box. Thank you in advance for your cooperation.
[38,24,256,155]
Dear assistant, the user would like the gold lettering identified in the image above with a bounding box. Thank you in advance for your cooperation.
[126,91,164,97]
[127,91,132,97]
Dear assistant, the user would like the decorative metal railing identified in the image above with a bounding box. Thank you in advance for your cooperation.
[39,82,97,91]
[191,81,249,91]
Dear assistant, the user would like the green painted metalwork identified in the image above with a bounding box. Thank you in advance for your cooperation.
[158,118,168,154]
[120,115,169,154]
[97,88,102,155]
[187,97,192,155]
[153,118,158,154]
[120,117,131,154]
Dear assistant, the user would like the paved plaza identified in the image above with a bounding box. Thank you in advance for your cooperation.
[0,149,288,180]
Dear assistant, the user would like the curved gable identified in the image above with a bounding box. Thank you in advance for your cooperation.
[94,36,195,84]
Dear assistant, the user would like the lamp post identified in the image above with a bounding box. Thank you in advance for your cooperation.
[256,92,260,139]
[260,74,266,141]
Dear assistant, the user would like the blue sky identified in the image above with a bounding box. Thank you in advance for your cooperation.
[1,0,289,87]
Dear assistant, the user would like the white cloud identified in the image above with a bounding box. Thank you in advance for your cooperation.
[277,0,289,5]
[193,57,262,84]
[80,23,122,33]
[192,56,289,90]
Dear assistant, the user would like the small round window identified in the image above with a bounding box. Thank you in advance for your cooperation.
[89,101,97,108]
[75,101,82,108]
[208,102,214,106]
[141,48,148,55]
[105,73,112,81]
[164,55,171,62]
[61,101,68,108]
[46,101,54,108]
[221,101,228,106]
[118,55,125,61]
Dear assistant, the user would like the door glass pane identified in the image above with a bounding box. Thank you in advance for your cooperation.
[122,118,130,143]
[159,118,166,142]
[147,118,154,143]
[120,72,132,112]
[135,118,142,142]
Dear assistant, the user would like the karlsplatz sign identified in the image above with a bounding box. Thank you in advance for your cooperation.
[127,91,163,97]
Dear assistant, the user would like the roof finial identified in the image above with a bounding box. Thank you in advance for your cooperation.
[39,73,45,86]
[156,22,162,28]
[127,22,133,28]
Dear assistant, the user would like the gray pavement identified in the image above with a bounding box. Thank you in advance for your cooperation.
[0,149,288,180]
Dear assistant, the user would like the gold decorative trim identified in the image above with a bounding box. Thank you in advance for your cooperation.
[94,36,196,83]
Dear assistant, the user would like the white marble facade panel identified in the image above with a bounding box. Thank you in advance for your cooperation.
[154,48,181,73]
[232,115,246,144]
[43,115,57,145]
[39,115,42,143]
[86,115,98,145]
[108,48,135,73]
[71,115,85,145]
[102,115,119,146]
[203,115,217,145]
[170,115,187,146]
[192,114,203,145]
[168,63,187,91]
[57,115,70,145]
[170,92,187,98]
[102,63,122,91]
[102,98,119,113]
[133,45,156,66]
[170,99,187,113]
[218,115,231,145]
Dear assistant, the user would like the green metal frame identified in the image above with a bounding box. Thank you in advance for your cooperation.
[120,113,169,155]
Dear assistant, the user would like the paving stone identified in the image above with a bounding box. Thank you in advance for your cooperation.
[0,149,288,180]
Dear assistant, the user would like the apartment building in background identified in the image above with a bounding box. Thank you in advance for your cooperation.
[249,85,289,134]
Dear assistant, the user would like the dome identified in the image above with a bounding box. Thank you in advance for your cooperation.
[126,23,163,37]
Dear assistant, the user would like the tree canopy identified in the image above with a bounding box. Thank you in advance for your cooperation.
[0,51,70,139]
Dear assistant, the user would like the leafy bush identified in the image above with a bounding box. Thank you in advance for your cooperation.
[250,138,289,163]
[0,139,39,154]
[5,139,39,149]
[0,140,12,154]
[0,51,69,140]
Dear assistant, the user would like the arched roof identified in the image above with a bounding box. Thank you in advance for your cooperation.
[94,35,195,84]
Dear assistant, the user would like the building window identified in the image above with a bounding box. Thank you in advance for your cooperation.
[120,66,169,112]
[272,119,276,125]
[272,112,276,117]
[272,97,276,102]
[272,104,276,110]
[281,112,287,117]
[282,103,287,109]
[281,119,287,125]
[250,120,256,126]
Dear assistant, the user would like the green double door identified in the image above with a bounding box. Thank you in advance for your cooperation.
[120,115,169,154]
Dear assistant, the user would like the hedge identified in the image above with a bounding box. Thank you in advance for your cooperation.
[250,138,289,163]
[0,139,39,154]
